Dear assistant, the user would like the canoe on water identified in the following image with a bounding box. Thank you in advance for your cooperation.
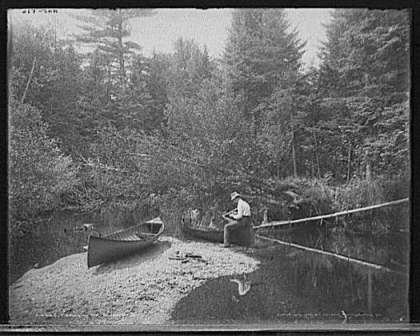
[87,217,165,268]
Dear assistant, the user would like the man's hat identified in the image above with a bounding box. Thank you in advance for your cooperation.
[231,192,241,201]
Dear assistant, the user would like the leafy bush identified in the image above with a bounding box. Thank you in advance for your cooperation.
[335,177,385,210]
[333,174,409,234]
[9,99,79,236]
[262,177,336,221]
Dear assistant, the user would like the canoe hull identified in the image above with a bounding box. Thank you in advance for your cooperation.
[87,217,164,268]
[87,236,155,268]
[182,224,253,246]
[182,225,224,243]
[182,220,297,246]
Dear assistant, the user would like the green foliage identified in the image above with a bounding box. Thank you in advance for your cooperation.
[8,12,410,319]
[10,22,87,155]
[165,38,215,134]
[8,9,409,239]
[225,9,305,120]
[334,175,409,233]
[335,177,385,210]
[10,23,57,102]
[317,9,410,178]
[72,9,155,87]
[77,126,149,211]
[126,53,170,131]
[224,9,312,179]
[9,98,79,236]
[71,9,165,138]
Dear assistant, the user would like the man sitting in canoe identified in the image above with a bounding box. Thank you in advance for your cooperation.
[223,192,252,247]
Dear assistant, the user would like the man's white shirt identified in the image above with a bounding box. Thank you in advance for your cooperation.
[232,199,251,220]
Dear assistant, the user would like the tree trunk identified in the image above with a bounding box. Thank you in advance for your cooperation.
[106,63,112,98]
[366,161,372,182]
[367,270,373,315]
[291,132,297,178]
[312,129,321,178]
[365,148,372,181]
[346,143,352,183]
[117,11,126,88]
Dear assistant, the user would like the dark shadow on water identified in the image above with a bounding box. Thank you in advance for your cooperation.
[92,240,171,275]
[171,246,341,324]
[9,211,94,284]
[171,244,408,324]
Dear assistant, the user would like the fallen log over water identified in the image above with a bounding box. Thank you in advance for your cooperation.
[255,198,409,230]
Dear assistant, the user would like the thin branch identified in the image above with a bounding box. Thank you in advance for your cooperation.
[21,57,36,104]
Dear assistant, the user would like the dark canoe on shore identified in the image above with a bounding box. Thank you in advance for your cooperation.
[182,224,224,243]
[87,217,165,268]
[182,223,257,246]
[182,219,299,246]
[181,218,254,246]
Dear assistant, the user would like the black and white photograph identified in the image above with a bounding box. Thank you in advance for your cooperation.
[7,7,411,328]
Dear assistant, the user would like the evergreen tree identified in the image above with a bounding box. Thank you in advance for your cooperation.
[144,52,171,130]
[76,48,111,154]
[318,9,410,178]
[224,9,305,122]
[165,38,215,138]
[72,10,168,134]
[126,53,170,132]
[72,9,155,88]
[224,9,306,177]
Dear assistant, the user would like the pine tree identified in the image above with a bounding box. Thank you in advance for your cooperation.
[72,9,155,88]
[165,38,215,137]
[224,9,305,122]
[318,9,410,178]
[224,9,306,177]
[139,52,171,131]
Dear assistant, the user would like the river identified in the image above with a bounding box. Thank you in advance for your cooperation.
[9,207,409,323]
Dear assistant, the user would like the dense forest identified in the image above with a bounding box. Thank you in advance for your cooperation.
[9,8,410,239]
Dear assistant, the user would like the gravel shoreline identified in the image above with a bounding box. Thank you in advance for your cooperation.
[9,236,260,325]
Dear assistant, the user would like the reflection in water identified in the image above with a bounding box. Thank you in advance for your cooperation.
[173,239,408,324]
[264,209,409,321]
[172,244,389,324]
